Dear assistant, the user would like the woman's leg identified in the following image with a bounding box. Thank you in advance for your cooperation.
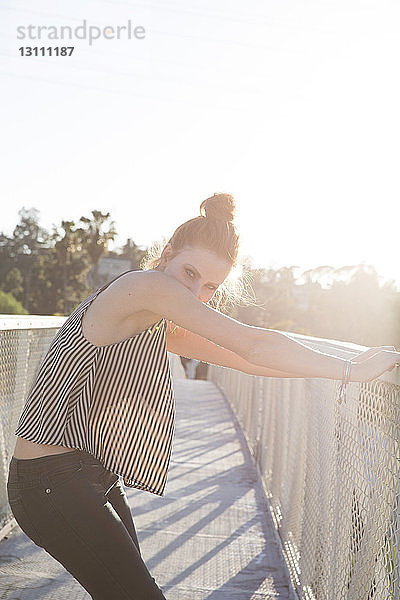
[7,453,166,600]
[41,482,164,600]
[106,479,141,554]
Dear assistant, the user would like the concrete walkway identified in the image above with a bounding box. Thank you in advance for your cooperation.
[0,379,294,599]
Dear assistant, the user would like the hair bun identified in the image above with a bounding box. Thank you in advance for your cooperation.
[200,193,236,223]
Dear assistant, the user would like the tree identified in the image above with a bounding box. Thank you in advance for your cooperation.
[0,290,28,314]
[1,267,24,300]
[0,233,13,287]
[232,265,302,331]
[78,210,117,289]
[50,220,91,314]
[1,208,50,313]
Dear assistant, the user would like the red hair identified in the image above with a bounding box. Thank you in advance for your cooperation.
[141,193,239,270]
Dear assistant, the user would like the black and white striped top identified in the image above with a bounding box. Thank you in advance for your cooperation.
[14,272,175,496]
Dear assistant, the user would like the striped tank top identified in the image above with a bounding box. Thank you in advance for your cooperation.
[14,271,175,496]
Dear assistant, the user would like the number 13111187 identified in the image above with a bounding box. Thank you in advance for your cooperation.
[19,47,74,56]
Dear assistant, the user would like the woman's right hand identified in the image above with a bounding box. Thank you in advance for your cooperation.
[351,350,400,382]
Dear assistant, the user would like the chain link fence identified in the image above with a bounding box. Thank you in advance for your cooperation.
[0,316,185,536]
[208,334,400,600]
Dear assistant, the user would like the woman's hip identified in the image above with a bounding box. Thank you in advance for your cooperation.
[6,449,120,544]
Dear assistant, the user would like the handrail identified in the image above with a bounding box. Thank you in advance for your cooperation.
[208,331,400,599]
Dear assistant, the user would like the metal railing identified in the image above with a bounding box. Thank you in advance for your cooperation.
[0,315,186,537]
[208,332,400,600]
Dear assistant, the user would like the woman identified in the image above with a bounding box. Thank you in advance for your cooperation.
[7,193,400,599]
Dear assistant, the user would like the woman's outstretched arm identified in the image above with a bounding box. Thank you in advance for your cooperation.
[166,323,302,377]
[115,270,400,382]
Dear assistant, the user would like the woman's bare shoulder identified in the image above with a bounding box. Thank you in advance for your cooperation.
[98,269,164,319]
[81,271,165,346]
[107,269,263,360]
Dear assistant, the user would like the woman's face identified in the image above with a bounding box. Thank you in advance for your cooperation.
[157,245,232,303]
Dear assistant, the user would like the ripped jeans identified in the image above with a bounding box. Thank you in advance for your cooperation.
[6,449,166,600]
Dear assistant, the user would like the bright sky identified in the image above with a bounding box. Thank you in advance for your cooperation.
[1,0,399,290]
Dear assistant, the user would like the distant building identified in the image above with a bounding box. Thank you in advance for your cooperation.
[88,256,132,289]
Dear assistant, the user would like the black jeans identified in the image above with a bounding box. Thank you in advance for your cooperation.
[7,449,166,600]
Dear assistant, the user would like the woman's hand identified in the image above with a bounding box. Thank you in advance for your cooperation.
[351,349,400,382]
